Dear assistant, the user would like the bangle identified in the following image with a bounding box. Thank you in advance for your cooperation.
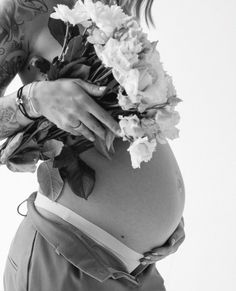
[16,84,40,121]
[26,81,41,116]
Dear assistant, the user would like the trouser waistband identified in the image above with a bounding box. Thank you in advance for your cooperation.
[34,191,144,273]
[25,192,148,285]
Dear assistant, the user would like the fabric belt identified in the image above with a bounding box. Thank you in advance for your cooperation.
[34,191,144,273]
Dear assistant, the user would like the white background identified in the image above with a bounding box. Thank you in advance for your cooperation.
[0,0,236,290]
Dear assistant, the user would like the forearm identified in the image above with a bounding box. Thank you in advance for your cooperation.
[0,83,41,141]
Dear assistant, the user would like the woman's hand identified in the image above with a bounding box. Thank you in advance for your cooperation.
[140,217,185,265]
[32,78,121,142]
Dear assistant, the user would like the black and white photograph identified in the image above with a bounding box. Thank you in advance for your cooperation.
[0,0,235,290]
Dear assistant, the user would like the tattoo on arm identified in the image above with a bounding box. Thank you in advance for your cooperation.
[0,49,28,97]
[16,0,48,17]
[0,0,49,139]
[0,0,49,88]
[0,101,19,139]
[0,1,22,44]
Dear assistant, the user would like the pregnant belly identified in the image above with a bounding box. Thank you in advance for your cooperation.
[39,138,185,254]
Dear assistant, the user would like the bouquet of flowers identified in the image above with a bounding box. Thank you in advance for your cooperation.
[0,0,182,199]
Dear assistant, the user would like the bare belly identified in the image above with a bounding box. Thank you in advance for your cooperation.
[18,9,185,254]
[42,138,185,254]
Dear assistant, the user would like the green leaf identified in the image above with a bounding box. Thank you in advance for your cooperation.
[93,135,113,160]
[59,60,91,80]
[64,35,84,62]
[42,139,64,159]
[48,17,66,47]
[47,63,61,80]
[54,146,95,200]
[35,120,52,142]
[37,160,64,201]
[7,149,40,173]
[69,23,81,39]
[6,160,37,173]
[66,64,91,79]
[0,132,24,164]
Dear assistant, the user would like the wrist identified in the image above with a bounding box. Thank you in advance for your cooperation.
[15,83,41,126]
[24,81,43,118]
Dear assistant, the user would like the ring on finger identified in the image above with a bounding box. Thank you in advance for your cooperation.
[71,120,83,129]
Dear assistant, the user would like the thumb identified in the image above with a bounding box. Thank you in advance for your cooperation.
[73,79,106,97]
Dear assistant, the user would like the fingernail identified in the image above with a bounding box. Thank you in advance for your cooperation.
[141,261,147,265]
[151,252,158,256]
[145,256,151,260]
[89,137,95,142]
[99,86,106,91]
[171,238,176,245]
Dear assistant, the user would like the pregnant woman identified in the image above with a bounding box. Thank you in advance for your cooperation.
[1,0,185,290]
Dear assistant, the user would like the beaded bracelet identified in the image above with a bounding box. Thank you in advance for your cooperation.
[16,84,41,121]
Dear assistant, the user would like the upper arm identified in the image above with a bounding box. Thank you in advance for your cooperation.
[0,0,52,97]
[0,0,31,96]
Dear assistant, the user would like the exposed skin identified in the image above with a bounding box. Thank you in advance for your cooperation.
[0,0,185,264]
[0,0,49,139]
[140,216,185,265]
[0,0,49,96]
[0,0,121,141]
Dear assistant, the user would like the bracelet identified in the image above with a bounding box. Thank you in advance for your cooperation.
[16,84,41,121]
[26,81,41,116]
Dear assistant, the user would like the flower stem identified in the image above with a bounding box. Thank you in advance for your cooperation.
[58,22,70,62]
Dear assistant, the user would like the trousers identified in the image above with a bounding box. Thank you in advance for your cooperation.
[3,191,166,291]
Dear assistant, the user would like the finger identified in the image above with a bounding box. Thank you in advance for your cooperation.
[171,235,185,249]
[72,79,106,97]
[149,244,174,257]
[168,225,185,246]
[140,259,156,265]
[70,123,96,142]
[149,247,169,257]
[150,235,186,257]
[86,101,121,135]
[78,113,106,140]
[71,81,121,135]
[140,254,165,265]
[164,220,185,247]
[142,253,163,261]
[63,123,95,142]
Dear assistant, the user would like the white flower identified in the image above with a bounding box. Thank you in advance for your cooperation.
[141,118,159,139]
[50,3,90,26]
[95,38,139,72]
[117,90,134,110]
[113,69,140,100]
[138,67,153,91]
[52,0,130,33]
[155,109,180,141]
[138,48,168,106]
[87,28,108,45]
[82,0,130,37]
[119,115,145,139]
[127,137,157,168]
[165,96,182,113]
[94,20,143,71]
[165,73,177,98]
